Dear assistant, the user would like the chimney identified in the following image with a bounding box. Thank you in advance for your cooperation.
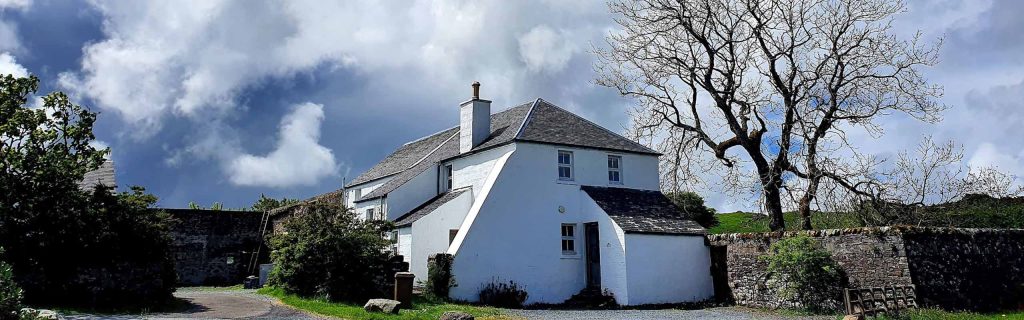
[459,81,491,153]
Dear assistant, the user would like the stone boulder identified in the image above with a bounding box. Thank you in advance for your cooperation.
[20,308,64,320]
[439,311,475,320]
[364,298,402,314]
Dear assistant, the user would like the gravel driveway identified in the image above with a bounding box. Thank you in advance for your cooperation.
[509,307,833,320]
[63,289,323,320]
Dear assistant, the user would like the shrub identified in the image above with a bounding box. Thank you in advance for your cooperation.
[0,248,21,320]
[0,75,176,307]
[665,192,719,228]
[425,254,455,300]
[268,202,394,302]
[478,280,528,308]
[761,236,845,312]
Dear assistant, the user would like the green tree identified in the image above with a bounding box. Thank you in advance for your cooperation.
[0,248,22,320]
[251,194,299,212]
[0,75,175,306]
[665,192,719,229]
[268,202,394,302]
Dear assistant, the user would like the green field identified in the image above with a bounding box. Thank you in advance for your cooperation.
[709,211,864,234]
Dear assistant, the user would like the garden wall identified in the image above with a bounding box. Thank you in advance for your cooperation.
[707,227,1024,311]
[165,209,269,286]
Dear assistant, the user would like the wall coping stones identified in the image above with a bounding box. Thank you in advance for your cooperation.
[706,226,1024,245]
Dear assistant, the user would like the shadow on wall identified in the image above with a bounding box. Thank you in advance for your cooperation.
[164,209,270,286]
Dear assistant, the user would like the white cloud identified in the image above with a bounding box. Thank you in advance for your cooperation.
[0,0,30,9]
[518,25,577,74]
[969,143,1024,175]
[227,102,338,187]
[0,52,27,77]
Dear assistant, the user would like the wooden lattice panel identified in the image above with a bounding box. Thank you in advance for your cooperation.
[845,285,918,316]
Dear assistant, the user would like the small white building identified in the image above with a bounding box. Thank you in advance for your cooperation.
[330,84,713,305]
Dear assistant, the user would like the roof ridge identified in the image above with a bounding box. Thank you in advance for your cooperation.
[406,131,459,169]
[533,100,658,154]
[402,126,458,146]
[513,98,542,139]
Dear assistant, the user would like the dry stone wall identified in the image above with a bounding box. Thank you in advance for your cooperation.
[166,209,268,286]
[707,227,1024,312]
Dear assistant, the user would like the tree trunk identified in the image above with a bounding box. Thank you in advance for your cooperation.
[763,183,786,231]
[798,197,813,230]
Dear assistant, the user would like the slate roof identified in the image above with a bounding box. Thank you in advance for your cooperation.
[518,100,658,155]
[358,132,460,201]
[346,127,461,187]
[393,188,469,227]
[79,160,116,191]
[581,186,705,235]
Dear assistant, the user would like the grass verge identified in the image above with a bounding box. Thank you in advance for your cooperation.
[258,287,520,320]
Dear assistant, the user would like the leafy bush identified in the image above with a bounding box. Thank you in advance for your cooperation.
[425,254,455,301]
[0,248,21,320]
[761,236,845,312]
[665,192,719,228]
[0,75,176,307]
[268,202,395,302]
[478,280,528,308]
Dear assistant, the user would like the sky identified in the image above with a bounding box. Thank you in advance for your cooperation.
[1,0,1022,211]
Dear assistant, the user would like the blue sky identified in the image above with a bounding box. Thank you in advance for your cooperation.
[2,0,1023,211]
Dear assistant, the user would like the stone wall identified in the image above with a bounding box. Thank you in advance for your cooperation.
[707,227,1024,311]
[165,209,269,286]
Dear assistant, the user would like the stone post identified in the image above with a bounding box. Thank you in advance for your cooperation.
[394,272,414,308]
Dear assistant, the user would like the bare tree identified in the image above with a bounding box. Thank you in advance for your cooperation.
[836,138,1024,226]
[596,0,944,230]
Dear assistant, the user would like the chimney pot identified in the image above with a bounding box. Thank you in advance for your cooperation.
[472,81,480,100]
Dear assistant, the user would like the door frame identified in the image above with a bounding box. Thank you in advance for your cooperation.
[584,222,601,289]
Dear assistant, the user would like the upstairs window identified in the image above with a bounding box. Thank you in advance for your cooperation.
[608,155,622,184]
[365,208,376,221]
[444,164,454,191]
[561,223,576,255]
[558,150,574,181]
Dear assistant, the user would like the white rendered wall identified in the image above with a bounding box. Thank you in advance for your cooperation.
[385,167,439,221]
[624,234,714,305]
[448,143,659,304]
[408,191,473,282]
[397,227,413,263]
[448,144,516,196]
[347,177,391,207]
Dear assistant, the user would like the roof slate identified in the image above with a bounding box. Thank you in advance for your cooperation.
[393,188,469,227]
[581,186,705,235]
[518,100,659,155]
[79,160,116,191]
[346,127,460,187]
[358,131,460,201]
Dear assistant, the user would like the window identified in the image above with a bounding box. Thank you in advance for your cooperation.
[608,155,622,184]
[449,229,459,245]
[365,208,376,221]
[558,150,574,180]
[561,223,576,255]
[444,164,454,191]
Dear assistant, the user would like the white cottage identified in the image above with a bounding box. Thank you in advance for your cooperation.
[337,83,713,305]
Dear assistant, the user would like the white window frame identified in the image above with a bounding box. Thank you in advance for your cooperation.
[444,164,454,191]
[607,155,623,184]
[561,223,577,256]
[365,208,376,221]
[558,150,574,181]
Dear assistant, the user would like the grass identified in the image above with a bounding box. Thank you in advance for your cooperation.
[869,308,1024,320]
[709,211,865,234]
[258,287,521,320]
